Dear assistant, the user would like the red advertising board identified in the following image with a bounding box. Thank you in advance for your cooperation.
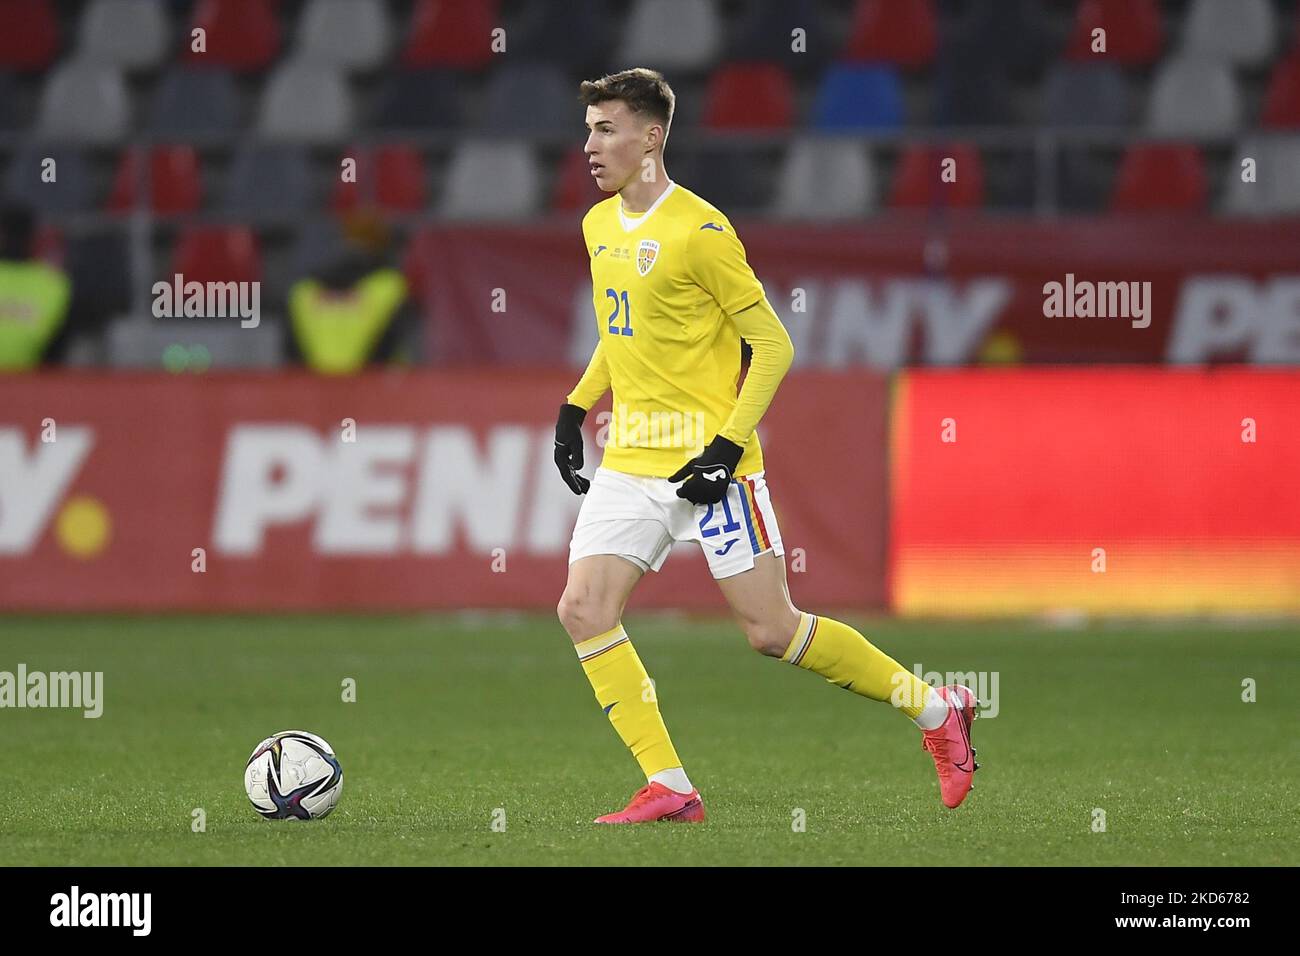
[406,218,1300,368]
[0,371,889,612]
[889,368,1300,614]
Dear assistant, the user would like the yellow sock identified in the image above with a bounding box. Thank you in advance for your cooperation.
[782,612,933,720]
[577,624,682,778]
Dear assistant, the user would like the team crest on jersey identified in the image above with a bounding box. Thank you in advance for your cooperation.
[636,239,660,276]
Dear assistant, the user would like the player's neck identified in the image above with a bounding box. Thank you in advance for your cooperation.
[619,168,671,215]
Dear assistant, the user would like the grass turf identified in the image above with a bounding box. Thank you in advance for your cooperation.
[0,614,1294,866]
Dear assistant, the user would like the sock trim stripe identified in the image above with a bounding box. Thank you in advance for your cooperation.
[577,634,630,663]
[785,613,818,666]
[792,616,818,665]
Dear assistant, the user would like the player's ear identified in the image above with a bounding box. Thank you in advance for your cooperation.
[644,122,664,152]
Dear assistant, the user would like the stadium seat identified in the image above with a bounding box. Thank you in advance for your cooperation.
[812,65,904,131]
[295,0,392,72]
[1180,0,1274,67]
[551,147,607,213]
[402,0,498,69]
[257,60,353,144]
[888,144,985,209]
[1221,136,1300,216]
[1109,144,1208,212]
[333,145,428,212]
[289,218,351,278]
[147,67,241,135]
[78,0,169,71]
[0,0,58,70]
[772,139,875,219]
[1064,0,1163,65]
[439,141,540,220]
[186,0,281,72]
[1058,149,1118,212]
[223,144,313,217]
[171,226,262,285]
[373,70,462,129]
[32,224,64,265]
[64,229,132,328]
[0,75,20,131]
[107,146,203,215]
[724,0,829,75]
[1042,62,1131,127]
[702,64,794,130]
[1146,58,1242,137]
[1261,54,1300,129]
[4,146,93,214]
[618,0,722,74]
[512,0,614,74]
[36,60,131,145]
[950,0,1055,81]
[481,62,576,134]
[933,37,1014,126]
[680,145,769,213]
[843,0,937,69]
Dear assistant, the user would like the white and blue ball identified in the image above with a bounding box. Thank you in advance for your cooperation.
[244,730,343,820]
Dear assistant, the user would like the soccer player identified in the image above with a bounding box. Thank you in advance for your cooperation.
[555,69,979,823]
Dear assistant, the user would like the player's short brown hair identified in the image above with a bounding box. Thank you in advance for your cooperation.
[579,68,676,136]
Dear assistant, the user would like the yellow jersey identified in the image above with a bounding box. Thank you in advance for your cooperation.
[567,181,793,478]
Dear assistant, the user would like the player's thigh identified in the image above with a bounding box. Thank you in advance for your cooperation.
[714,550,801,655]
[557,553,644,643]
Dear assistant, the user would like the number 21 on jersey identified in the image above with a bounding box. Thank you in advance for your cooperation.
[605,288,632,336]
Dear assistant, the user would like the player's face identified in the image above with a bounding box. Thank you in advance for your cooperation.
[584,102,656,193]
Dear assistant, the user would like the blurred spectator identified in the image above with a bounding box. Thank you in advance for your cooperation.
[0,205,71,371]
[285,211,413,374]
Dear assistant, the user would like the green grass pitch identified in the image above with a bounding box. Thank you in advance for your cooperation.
[0,613,1294,866]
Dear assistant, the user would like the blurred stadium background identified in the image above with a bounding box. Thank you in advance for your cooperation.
[1,0,1298,617]
[1,0,1298,870]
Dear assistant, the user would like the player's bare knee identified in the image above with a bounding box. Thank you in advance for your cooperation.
[742,621,788,658]
[557,589,617,642]
[740,607,802,657]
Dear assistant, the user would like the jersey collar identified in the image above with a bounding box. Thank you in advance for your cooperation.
[618,180,676,233]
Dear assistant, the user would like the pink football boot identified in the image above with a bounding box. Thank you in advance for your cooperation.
[594,782,706,824]
[921,684,980,808]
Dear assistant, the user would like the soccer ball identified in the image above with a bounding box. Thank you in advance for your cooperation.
[244,730,343,820]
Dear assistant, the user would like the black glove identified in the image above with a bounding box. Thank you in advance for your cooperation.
[553,403,590,495]
[667,435,744,505]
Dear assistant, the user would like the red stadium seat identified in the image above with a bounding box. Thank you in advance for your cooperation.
[0,0,58,70]
[33,224,64,267]
[107,146,203,215]
[888,144,984,209]
[171,226,262,285]
[402,0,498,69]
[332,145,428,212]
[1109,144,1207,212]
[551,146,606,212]
[1065,0,1163,65]
[1262,54,1300,129]
[843,0,936,69]
[186,0,281,72]
[702,64,794,130]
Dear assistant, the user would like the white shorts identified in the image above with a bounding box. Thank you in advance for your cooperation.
[569,467,785,580]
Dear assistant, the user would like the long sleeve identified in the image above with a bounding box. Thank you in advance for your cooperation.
[717,296,794,445]
[565,339,611,410]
